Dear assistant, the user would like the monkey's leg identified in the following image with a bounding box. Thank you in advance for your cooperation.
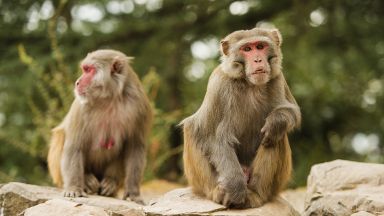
[61,142,87,197]
[184,125,248,207]
[84,173,100,194]
[183,134,217,199]
[246,135,292,208]
[122,136,146,204]
[184,143,230,204]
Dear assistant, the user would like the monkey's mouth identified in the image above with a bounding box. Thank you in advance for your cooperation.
[251,69,266,75]
[76,88,86,96]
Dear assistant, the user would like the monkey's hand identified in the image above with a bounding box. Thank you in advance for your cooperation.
[260,114,287,147]
[63,187,87,198]
[213,175,247,207]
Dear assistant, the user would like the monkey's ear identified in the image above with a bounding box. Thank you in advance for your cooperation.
[270,29,282,47]
[112,57,124,74]
[220,40,229,56]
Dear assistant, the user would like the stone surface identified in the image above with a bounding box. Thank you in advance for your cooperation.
[140,179,183,204]
[351,211,378,216]
[304,159,384,216]
[145,188,299,216]
[24,199,145,216]
[280,187,306,214]
[24,199,112,216]
[0,182,61,216]
[0,182,143,216]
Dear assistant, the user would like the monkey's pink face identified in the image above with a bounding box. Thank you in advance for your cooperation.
[76,64,96,96]
[240,41,271,85]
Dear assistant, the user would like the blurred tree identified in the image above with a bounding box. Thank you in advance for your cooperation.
[0,0,383,186]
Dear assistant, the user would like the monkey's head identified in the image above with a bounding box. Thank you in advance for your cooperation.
[220,27,283,85]
[75,49,133,103]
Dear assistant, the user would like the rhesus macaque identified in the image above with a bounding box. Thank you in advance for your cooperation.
[47,49,152,204]
[181,28,301,208]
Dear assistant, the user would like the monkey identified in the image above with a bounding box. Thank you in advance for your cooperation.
[47,49,152,204]
[181,27,301,208]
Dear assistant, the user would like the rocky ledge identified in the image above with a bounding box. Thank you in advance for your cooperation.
[0,182,298,216]
[1,159,384,216]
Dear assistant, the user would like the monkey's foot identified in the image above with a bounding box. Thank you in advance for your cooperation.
[84,174,100,194]
[63,188,87,198]
[211,185,246,208]
[100,177,118,196]
[125,195,145,205]
[244,189,264,208]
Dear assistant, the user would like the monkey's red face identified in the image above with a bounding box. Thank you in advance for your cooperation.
[76,64,96,96]
[240,41,271,85]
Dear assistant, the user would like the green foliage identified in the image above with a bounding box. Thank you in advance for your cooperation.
[0,0,383,186]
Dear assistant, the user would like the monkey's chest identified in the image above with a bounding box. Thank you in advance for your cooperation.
[86,114,127,156]
[85,124,124,169]
[232,104,270,164]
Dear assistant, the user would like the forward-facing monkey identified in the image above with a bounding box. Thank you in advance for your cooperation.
[47,49,152,203]
[182,28,301,208]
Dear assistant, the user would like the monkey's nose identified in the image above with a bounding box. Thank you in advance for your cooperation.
[254,59,262,63]
[76,81,80,86]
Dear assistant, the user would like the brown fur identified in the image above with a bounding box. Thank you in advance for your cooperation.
[182,28,301,208]
[47,49,152,203]
[47,127,65,187]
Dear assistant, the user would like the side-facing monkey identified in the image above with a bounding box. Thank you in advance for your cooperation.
[48,49,152,203]
[182,28,301,208]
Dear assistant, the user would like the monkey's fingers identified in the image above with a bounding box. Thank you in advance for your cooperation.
[222,193,232,207]
[211,186,225,205]
[222,192,245,208]
[100,178,118,196]
[126,195,145,205]
[244,190,263,208]
[63,189,87,198]
[85,174,100,194]
[261,132,273,147]
[260,125,267,134]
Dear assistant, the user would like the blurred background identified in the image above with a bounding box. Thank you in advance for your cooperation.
[0,0,383,188]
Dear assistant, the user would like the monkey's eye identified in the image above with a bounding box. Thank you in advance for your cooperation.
[243,46,252,52]
[256,44,264,50]
[82,65,92,73]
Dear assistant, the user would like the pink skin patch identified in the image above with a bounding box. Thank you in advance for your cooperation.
[239,41,270,75]
[76,64,96,95]
[242,165,250,184]
[100,138,115,149]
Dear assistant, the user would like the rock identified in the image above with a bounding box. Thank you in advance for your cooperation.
[24,199,113,216]
[145,188,299,216]
[351,211,377,216]
[0,182,143,216]
[24,199,144,216]
[281,187,306,214]
[304,160,384,216]
[140,179,183,204]
[0,182,61,216]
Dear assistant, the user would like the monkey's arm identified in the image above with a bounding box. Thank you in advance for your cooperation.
[210,122,246,187]
[61,136,86,197]
[261,75,301,146]
[281,74,301,129]
[60,102,86,197]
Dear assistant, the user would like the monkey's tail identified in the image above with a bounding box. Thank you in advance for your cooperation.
[47,127,65,187]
